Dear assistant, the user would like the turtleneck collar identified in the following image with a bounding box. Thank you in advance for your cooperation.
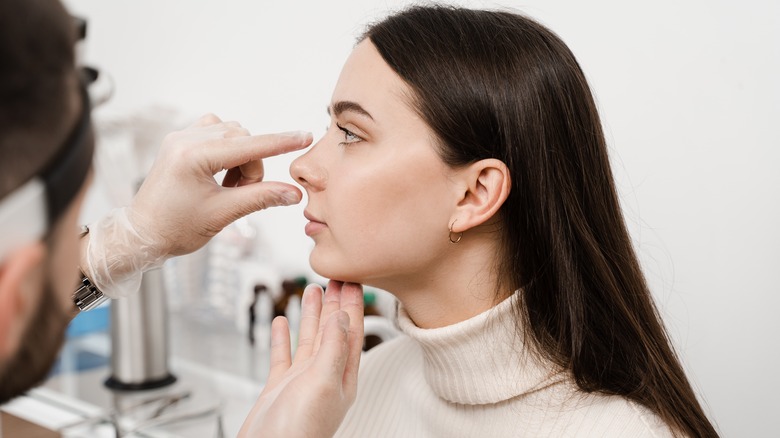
[396,292,563,405]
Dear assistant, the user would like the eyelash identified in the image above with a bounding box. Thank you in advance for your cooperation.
[335,123,363,147]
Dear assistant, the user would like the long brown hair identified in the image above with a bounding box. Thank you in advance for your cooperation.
[364,6,717,437]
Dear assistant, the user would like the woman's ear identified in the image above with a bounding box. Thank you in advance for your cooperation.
[0,243,46,361]
[450,158,511,233]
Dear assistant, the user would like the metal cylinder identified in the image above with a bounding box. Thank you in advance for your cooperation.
[105,268,176,390]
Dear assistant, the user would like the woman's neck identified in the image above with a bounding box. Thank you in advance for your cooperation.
[372,234,510,329]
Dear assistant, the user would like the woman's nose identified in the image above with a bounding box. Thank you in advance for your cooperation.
[290,140,326,191]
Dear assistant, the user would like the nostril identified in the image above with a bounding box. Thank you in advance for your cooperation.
[289,158,306,185]
[289,157,314,190]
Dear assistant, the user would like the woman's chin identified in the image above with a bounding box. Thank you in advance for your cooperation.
[309,254,362,284]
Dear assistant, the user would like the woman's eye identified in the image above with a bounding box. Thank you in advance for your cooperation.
[336,123,363,147]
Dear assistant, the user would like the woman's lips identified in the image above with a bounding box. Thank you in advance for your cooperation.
[304,210,327,236]
[305,221,327,236]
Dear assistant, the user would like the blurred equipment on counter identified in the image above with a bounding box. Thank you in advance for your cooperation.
[278,277,308,318]
[362,291,384,351]
[105,268,176,390]
[247,278,309,348]
[362,289,400,351]
[247,285,266,346]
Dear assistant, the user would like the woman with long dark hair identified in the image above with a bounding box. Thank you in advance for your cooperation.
[289,5,718,437]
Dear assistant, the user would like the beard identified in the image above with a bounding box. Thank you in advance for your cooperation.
[0,274,71,405]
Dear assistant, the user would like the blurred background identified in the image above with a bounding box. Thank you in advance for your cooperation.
[7,0,776,436]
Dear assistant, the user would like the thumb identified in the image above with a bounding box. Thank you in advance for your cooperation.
[213,181,302,224]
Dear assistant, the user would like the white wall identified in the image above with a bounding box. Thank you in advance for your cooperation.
[64,0,780,436]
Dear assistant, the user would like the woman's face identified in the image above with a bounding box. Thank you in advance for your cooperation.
[290,40,460,290]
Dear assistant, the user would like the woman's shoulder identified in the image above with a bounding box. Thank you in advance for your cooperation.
[549,384,677,438]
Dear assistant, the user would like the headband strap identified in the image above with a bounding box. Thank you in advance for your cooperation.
[0,79,94,261]
[41,80,94,224]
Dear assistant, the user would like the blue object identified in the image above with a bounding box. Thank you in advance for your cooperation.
[66,301,110,338]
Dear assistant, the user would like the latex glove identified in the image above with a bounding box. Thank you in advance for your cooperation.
[238,281,364,438]
[85,114,312,298]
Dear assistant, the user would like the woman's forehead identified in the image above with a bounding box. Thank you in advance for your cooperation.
[330,41,413,123]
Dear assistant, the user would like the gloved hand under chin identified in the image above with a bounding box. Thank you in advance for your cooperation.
[84,114,312,298]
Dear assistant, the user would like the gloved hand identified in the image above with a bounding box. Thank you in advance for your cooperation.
[84,114,312,298]
[238,281,364,438]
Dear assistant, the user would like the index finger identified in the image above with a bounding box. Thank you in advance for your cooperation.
[207,131,313,172]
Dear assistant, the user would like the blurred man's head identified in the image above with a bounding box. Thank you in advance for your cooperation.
[0,0,93,404]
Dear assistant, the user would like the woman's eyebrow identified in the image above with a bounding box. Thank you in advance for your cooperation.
[327,101,374,121]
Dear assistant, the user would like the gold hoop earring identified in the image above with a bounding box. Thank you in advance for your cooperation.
[449,220,463,244]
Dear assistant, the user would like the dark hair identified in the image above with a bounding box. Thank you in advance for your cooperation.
[364,6,717,437]
[0,0,79,199]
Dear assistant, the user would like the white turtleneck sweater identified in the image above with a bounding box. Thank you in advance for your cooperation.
[334,294,676,437]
